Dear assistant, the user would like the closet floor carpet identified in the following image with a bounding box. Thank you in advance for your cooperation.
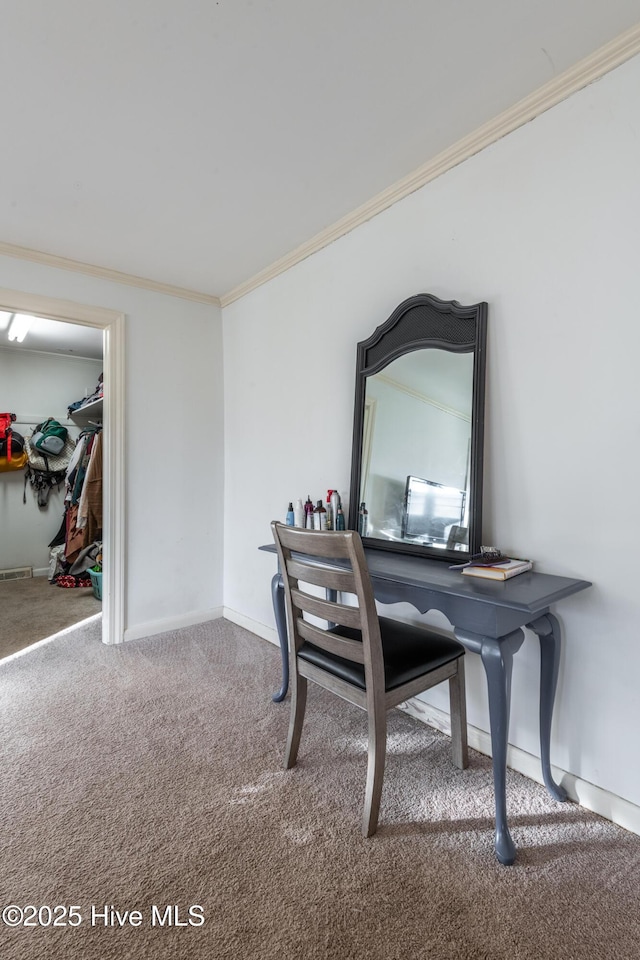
[0,576,101,660]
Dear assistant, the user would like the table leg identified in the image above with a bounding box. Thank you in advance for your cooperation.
[455,627,525,865]
[270,572,289,703]
[270,580,337,703]
[528,613,568,802]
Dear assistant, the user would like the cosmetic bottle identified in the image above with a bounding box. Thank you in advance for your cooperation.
[325,491,333,530]
[358,501,369,537]
[286,502,295,526]
[304,495,314,529]
[329,490,340,530]
[294,498,305,527]
[314,499,327,530]
[335,502,346,530]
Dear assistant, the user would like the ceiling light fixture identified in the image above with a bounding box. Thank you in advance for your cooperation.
[7,313,35,343]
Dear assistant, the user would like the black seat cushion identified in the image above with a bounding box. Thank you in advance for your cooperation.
[298,617,464,692]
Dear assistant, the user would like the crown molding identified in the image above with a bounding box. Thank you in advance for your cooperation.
[0,241,220,306]
[0,344,101,364]
[221,23,640,308]
[376,373,470,422]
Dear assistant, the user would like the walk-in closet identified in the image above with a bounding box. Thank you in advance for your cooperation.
[0,312,104,659]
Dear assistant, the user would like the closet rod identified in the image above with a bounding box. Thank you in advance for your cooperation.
[12,415,74,427]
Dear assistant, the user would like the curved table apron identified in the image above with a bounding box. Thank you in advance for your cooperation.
[261,544,591,865]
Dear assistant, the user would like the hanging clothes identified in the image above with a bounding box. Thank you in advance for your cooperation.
[78,429,103,548]
[64,503,85,565]
[67,430,95,508]
[62,427,101,564]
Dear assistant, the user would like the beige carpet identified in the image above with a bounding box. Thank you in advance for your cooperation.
[1,617,639,960]
[0,575,101,660]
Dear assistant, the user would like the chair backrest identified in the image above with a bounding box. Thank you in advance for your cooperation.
[271,522,384,688]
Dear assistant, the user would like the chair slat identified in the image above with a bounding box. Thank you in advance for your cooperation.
[275,526,354,560]
[286,558,355,593]
[297,619,365,663]
[291,588,363,629]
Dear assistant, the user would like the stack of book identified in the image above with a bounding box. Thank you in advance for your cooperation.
[461,558,532,581]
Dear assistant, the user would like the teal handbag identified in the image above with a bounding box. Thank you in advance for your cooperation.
[32,418,69,456]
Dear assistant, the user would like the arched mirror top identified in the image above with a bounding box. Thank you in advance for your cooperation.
[358,294,485,372]
[348,293,487,562]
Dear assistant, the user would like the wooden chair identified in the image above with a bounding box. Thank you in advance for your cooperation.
[271,521,468,837]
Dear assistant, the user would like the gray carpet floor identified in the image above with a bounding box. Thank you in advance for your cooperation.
[0,616,638,959]
[0,575,101,660]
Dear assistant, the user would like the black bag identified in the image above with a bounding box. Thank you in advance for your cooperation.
[24,465,68,507]
[0,428,25,459]
[23,433,75,508]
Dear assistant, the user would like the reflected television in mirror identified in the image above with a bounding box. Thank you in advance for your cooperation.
[401,475,467,548]
[348,293,487,561]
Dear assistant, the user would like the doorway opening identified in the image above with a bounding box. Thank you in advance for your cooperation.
[0,287,125,648]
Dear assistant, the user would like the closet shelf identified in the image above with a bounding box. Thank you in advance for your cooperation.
[70,397,103,421]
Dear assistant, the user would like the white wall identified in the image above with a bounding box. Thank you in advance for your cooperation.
[223,53,640,811]
[0,347,102,573]
[0,258,224,637]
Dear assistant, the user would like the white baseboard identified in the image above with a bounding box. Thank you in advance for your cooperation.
[33,567,49,578]
[399,697,640,839]
[223,607,279,646]
[123,606,224,643]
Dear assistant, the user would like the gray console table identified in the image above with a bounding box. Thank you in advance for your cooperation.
[260,543,591,864]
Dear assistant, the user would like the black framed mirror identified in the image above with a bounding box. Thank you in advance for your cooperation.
[348,293,487,561]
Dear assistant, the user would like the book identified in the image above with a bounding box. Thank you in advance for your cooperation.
[461,559,532,581]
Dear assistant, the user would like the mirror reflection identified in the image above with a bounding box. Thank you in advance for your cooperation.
[360,350,474,550]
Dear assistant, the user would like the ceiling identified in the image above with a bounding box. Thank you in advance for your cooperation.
[1,2,639,302]
[0,311,103,361]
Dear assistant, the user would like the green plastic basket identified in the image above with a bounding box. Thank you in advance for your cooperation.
[89,569,102,600]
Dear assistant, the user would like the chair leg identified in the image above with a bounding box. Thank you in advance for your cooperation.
[362,707,387,837]
[285,673,307,769]
[449,657,469,770]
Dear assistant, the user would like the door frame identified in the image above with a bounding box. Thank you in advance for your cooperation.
[0,287,125,645]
